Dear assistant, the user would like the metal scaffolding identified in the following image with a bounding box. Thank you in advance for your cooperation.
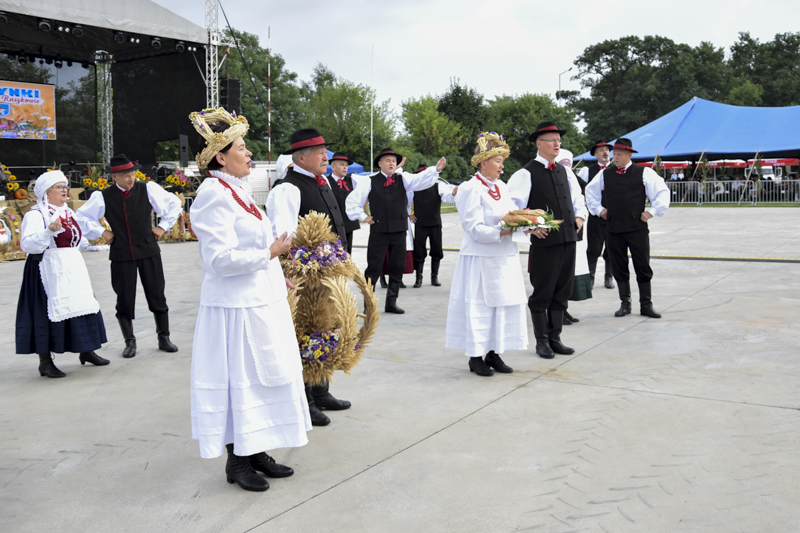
[96,50,114,172]
[205,0,220,109]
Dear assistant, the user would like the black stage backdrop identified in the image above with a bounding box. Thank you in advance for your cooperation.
[112,51,205,168]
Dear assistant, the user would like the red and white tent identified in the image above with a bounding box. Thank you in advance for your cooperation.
[746,158,799,167]
[705,159,747,169]
[638,161,691,169]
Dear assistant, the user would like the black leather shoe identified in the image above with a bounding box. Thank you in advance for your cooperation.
[158,336,178,352]
[400,280,407,288]
[547,310,575,355]
[122,340,137,358]
[563,314,572,325]
[615,301,632,317]
[484,351,512,373]
[225,445,269,492]
[615,281,632,317]
[640,304,662,319]
[38,353,66,378]
[549,338,575,355]
[413,274,423,288]
[564,310,579,323]
[385,302,405,314]
[379,276,388,288]
[469,356,494,376]
[249,452,294,478]
[305,385,331,426]
[311,382,351,410]
[118,317,136,358]
[431,275,441,287]
[604,274,615,289]
[531,312,555,359]
[79,351,110,366]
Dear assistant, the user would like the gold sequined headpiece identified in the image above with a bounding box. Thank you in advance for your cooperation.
[471,132,510,167]
[189,107,249,169]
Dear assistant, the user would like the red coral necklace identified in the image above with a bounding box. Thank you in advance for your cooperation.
[475,174,501,201]
[218,179,262,220]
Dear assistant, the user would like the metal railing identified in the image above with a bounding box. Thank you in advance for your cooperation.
[668,180,800,205]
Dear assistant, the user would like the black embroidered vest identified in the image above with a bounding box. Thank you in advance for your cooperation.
[603,164,648,233]
[523,160,578,248]
[102,181,161,261]
[327,174,361,233]
[368,172,408,233]
[282,169,348,248]
[413,184,442,227]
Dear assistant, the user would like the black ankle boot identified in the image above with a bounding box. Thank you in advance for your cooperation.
[484,351,512,373]
[413,263,423,288]
[564,310,579,324]
[548,310,575,355]
[79,351,110,366]
[305,384,330,426]
[118,317,136,358]
[225,444,269,491]
[384,281,405,314]
[155,313,178,352]
[639,282,662,318]
[469,356,494,376]
[531,311,554,359]
[431,260,441,286]
[38,353,66,378]
[311,380,351,410]
[249,452,294,478]
[615,281,632,317]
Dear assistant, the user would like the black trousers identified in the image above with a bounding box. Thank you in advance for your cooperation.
[110,255,169,320]
[412,224,443,266]
[606,229,652,283]
[344,231,354,255]
[586,215,609,267]
[365,230,406,290]
[528,242,576,314]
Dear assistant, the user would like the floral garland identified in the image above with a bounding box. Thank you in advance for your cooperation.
[299,329,340,362]
[288,239,349,269]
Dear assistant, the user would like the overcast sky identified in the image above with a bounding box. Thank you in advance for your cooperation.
[155,0,800,117]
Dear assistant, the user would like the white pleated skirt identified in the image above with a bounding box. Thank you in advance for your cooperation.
[191,302,311,459]
[445,254,528,358]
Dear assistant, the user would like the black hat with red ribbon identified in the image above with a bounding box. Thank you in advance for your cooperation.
[282,128,334,155]
[529,121,567,142]
[589,140,613,156]
[106,153,142,174]
[612,138,638,153]
[329,152,353,165]
[374,147,403,166]
[416,164,428,172]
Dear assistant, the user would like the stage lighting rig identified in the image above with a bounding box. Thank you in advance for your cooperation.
[67,60,73,67]
[81,61,89,68]
[175,41,186,53]
[0,12,8,25]
[18,55,27,64]
[151,37,162,49]
[73,25,84,37]
[55,60,63,69]
[128,35,140,44]
[45,58,53,65]
[38,19,51,32]
[113,31,125,44]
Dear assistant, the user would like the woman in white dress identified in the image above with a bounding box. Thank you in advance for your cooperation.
[445,133,529,376]
[188,108,311,492]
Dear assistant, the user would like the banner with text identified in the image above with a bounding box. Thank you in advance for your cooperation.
[0,80,56,140]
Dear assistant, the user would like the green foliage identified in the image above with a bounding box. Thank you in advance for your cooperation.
[437,79,488,158]
[401,96,464,155]
[308,79,395,167]
[724,79,764,106]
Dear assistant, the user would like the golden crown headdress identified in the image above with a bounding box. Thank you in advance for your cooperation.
[189,107,249,169]
[471,131,510,167]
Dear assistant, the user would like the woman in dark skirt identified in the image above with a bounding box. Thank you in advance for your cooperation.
[16,170,109,378]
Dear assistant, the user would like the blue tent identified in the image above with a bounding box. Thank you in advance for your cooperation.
[576,97,800,162]
[325,150,364,175]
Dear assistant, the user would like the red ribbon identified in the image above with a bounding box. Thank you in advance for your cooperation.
[547,163,557,170]
[616,168,627,174]
[110,161,137,172]
[337,179,350,191]
[315,176,328,187]
[384,175,395,187]
[599,165,607,170]
[290,136,326,150]
[121,189,131,198]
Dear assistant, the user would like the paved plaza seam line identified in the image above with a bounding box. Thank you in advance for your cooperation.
[350,244,800,263]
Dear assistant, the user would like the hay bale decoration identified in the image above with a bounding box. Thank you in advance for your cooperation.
[281,211,379,386]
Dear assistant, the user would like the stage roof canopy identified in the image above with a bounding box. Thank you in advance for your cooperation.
[576,97,800,162]
[0,0,206,63]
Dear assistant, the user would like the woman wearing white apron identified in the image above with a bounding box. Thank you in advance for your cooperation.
[188,108,311,492]
[445,133,530,376]
[15,170,109,378]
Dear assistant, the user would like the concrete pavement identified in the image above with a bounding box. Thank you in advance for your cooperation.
[1,207,798,532]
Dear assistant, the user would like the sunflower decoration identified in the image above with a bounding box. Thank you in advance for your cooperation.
[135,170,150,182]
[281,211,379,386]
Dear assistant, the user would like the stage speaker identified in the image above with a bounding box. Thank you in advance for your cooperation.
[179,134,189,167]
[219,77,241,116]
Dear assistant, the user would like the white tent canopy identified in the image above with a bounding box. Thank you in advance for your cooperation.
[0,0,206,43]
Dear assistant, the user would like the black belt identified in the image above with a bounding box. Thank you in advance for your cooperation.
[28,253,44,262]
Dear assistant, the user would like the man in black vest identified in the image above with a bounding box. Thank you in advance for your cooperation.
[75,154,181,358]
[585,138,670,318]
[326,152,360,255]
[346,149,446,314]
[410,164,457,288]
[266,128,351,427]
[577,140,615,290]
[508,122,588,359]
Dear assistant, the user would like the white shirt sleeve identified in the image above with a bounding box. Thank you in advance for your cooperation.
[400,166,440,192]
[577,167,589,181]
[585,173,605,216]
[74,190,107,240]
[506,168,532,209]
[566,168,588,220]
[345,175,372,222]
[19,210,58,253]
[456,183,502,244]
[438,182,457,203]
[265,182,302,238]
[643,167,670,217]
[146,181,182,232]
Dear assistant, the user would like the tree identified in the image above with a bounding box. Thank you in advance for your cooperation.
[222,28,306,159]
[437,79,488,158]
[307,78,395,168]
[730,32,800,107]
[401,96,464,155]
[724,80,764,106]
